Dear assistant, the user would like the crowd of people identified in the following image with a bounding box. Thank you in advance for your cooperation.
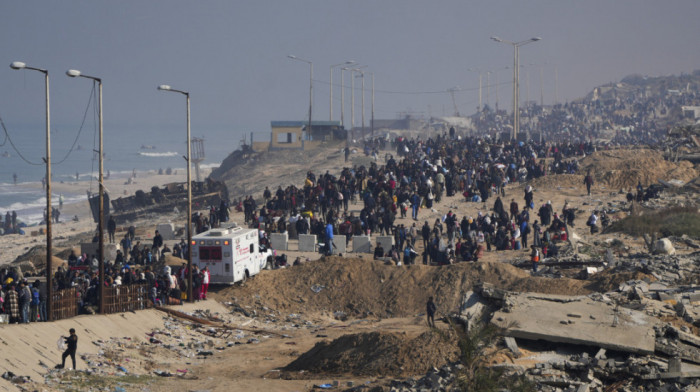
[229,133,602,271]
[1,272,46,323]
[1,211,19,235]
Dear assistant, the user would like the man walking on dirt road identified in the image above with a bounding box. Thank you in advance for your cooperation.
[426,297,437,328]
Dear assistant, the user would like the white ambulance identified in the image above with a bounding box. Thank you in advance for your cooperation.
[191,224,272,285]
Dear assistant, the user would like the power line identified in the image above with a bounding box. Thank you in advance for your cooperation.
[0,83,97,168]
[314,78,512,95]
[0,112,43,165]
[53,83,95,165]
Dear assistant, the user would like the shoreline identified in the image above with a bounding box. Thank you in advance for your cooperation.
[0,167,213,266]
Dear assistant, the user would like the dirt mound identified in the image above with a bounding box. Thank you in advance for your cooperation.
[210,141,346,199]
[282,330,459,377]
[529,150,697,191]
[11,245,66,273]
[214,257,592,318]
[580,149,697,189]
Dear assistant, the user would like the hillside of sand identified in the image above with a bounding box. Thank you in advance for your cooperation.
[2,142,699,392]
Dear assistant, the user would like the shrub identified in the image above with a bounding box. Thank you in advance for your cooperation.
[607,205,700,237]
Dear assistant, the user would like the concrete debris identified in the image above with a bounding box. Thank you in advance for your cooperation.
[429,283,700,392]
[492,292,658,355]
[655,238,677,255]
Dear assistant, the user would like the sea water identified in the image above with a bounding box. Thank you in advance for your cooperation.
[0,124,236,225]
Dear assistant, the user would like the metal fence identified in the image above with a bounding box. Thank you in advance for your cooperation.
[103,284,152,314]
[51,287,78,321]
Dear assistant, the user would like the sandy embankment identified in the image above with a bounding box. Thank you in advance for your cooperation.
[0,168,212,267]
[0,300,230,392]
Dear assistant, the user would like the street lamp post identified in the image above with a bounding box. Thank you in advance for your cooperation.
[288,55,313,139]
[340,67,350,129]
[369,71,375,140]
[491,36,541,140]
[468,68,483,113]
[67,69,104,313]
[157,85,193,302]
[10,61,53,321]
[330,61,354,122]
[349,66,367,142]
[359,71,365,142]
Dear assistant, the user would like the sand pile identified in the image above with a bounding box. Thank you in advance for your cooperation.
[9,245,68,275]
[529,149,697,191]
[215,257,593,318]
[580,149,697,189]
[210,140,346,199]
[282,330,459,377]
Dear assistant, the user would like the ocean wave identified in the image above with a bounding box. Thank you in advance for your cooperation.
[137,151,178,157]
[0,193,86,214]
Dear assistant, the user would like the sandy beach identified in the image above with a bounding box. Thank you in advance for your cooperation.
[0,167,213,267]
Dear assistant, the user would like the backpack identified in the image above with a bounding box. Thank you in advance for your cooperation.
[31,287,40,305]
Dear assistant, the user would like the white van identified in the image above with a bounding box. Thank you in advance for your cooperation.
[191,224,272,285]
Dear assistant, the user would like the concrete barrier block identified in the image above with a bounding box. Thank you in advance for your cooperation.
[353,236,371,253]
[270,232,288,251]
[376,236,395,252]
[157,223,175,240]
[81,243,119,261]
[333,239,346,255]
[298,234,317,252]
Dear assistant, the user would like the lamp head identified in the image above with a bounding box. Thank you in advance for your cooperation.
[157,85,172,91]
[490,36,502,42]
[10,62,26,70]
[532,37,542,41]
[66,69,81,77]
[287,55,297,59]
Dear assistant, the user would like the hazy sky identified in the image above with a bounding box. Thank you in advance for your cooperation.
[2,1,699,143]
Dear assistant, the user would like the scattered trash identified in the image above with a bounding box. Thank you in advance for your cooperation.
[311,284,325,293]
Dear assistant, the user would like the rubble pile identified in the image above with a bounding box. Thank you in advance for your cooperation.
[38,308,287,391]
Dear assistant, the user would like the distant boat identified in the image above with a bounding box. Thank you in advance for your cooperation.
[77,145,84,150]
[1,151,10,158]
[140,145,156,150]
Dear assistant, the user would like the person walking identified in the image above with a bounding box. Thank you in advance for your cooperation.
[58,328,78,370]
[325,222,335,255]
[531,245,540,272]
[107,216,117,243]
[584,171,594,196]
[152,230,163,261]
[410,191,421,220]
[426,296,437,328]
[201,266,210,300]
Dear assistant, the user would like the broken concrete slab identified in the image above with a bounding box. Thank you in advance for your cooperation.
[504,336,522,358]
[492,292,658,355]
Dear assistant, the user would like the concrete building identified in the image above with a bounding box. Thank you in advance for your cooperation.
[269,121,345,151]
